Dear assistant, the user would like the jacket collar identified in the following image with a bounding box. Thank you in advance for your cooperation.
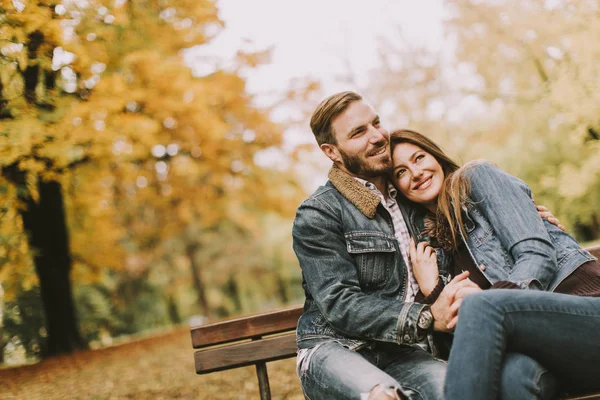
[328,164,381,219]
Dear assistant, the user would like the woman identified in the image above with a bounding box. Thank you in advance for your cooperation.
[388,129,600,400]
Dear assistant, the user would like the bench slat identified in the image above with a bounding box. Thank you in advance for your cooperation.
[587,245,600,259]
[191,305,303,349]
[563,394,600,400]
[194,333,298,374]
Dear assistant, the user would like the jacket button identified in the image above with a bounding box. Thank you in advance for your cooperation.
[479,264,486,271]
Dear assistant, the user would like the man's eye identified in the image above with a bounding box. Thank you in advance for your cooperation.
[373,120,380,127]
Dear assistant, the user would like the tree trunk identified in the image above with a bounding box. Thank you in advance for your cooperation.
[273,249,289,304]
[19,180,85,356]
[225,275,242,313]
[186,244,209,316]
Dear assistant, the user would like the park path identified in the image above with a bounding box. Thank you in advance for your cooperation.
[0,327,303,399]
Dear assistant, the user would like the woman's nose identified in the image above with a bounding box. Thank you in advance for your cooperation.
[412,166,423,179]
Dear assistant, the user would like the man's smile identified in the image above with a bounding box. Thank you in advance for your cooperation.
[369,146,387,157]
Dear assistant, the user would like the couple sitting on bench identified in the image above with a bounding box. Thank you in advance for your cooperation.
[293,91,600,400]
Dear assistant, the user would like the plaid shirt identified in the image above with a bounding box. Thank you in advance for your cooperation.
[354,178,420,302]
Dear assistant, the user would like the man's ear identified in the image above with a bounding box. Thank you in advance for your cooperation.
[320,143,342,163]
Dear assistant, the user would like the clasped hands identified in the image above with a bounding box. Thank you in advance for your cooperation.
[409,238,482,333]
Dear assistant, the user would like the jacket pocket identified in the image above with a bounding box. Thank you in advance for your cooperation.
[346,233,395,290]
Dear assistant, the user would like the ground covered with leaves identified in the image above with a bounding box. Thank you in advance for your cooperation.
[0,327,304,399]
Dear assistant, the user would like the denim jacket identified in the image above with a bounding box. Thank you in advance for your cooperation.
[293,165,439,351]
[456,161,596,291]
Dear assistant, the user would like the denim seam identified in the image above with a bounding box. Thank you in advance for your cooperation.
[478,294,510,400]
[312,195,337,216]
[396,304,412,344]
[499,306,600,318]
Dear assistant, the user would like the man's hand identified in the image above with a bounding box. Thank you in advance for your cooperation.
[409,238,439,296]
[445,285,483,330]
[430,271,479,332]
[535,204,565,232]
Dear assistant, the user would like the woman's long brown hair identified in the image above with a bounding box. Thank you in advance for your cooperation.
[389,129,475,250]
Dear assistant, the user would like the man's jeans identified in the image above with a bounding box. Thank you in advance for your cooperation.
[446,289,600,400]
[297,341,446,400]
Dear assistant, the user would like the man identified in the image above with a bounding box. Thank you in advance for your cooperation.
[293,91,468,400]
[293,91,560,400]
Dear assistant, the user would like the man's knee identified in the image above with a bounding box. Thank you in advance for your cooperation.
[501,353,558,400]
[365,384,405,400]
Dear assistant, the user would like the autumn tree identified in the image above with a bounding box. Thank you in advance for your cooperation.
[443,0,600,239]
[1,0,303,357]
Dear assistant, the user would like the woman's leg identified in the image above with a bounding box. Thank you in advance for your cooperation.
[445,289,600,400]
[500,353,558,400]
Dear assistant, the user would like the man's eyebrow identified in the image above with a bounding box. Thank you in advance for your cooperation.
[348,115,380,137]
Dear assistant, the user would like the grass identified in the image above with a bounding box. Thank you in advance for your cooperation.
[0,327,304,400]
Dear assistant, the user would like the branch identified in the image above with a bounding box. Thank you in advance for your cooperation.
[465,3,550,84]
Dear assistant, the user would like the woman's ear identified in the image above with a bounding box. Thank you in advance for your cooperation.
[320,143,342,163]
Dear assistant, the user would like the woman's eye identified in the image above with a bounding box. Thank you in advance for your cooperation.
[416,154,424,162]
[397,170,406,178]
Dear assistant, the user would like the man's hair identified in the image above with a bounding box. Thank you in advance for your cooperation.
[310,91,362,146]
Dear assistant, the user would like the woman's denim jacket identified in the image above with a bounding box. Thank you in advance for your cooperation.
[292,165,447,351]
[454,162,596,291]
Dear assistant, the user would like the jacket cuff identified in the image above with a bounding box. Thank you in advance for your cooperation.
[396,302,428,345]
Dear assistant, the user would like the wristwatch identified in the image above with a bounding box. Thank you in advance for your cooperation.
[417,307,434,332]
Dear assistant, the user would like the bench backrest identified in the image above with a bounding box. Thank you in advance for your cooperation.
[192,305,302,374]
[588,245,600,259]
[192,245,600,375]
[191,305,303,349]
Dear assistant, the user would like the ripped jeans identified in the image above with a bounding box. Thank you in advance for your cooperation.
[296,341,446,400]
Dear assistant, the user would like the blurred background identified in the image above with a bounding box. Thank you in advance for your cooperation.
[1,0,599,395]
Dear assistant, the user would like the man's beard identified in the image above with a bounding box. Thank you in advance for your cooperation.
[339,146,392,178]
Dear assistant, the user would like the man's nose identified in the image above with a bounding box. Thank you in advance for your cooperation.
[368,125,386,143]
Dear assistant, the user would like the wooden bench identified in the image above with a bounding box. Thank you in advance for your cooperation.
[191,245,600,400]
[191,305,303,399]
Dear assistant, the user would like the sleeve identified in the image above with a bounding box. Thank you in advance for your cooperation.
[415,278,446,304]
[292,197,428,345]
[466,162,558,290]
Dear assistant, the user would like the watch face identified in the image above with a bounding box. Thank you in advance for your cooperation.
[418,310,433,329]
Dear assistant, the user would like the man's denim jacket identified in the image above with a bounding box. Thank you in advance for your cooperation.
[456,162,596,291]
[292,165,446,351]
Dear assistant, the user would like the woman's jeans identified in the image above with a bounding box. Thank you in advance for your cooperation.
[445,289,600,400]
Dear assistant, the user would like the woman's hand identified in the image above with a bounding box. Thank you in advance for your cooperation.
[409,238,439,296]
[536,205,566,231]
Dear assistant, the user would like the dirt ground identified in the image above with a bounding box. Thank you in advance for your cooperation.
[0,327,304,400]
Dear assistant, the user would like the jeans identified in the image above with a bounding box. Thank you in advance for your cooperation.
[297,341,446,400]
[445,289,600,400]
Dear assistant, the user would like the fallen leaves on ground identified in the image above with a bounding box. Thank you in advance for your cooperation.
[0,327,304,399]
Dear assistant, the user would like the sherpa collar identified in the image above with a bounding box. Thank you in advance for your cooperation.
[328,164,381,219]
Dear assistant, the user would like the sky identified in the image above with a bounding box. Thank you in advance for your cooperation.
[191,0,445,99]
[186,0,448,189]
